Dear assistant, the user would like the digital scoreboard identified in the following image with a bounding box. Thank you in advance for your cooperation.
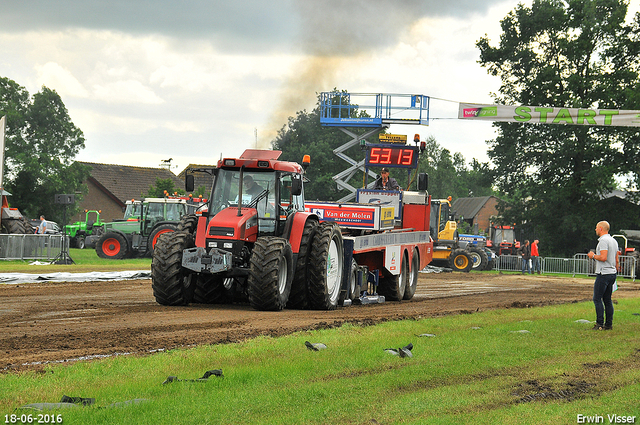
[365,144,419,168]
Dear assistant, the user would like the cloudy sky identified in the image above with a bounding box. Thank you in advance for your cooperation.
[1,0,637,175]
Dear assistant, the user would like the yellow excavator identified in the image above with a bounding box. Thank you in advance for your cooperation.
[429,197,472,272]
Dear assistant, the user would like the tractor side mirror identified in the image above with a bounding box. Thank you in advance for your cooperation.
[185,174,195,192]
[291,175,303,196]
[417,173,428,191]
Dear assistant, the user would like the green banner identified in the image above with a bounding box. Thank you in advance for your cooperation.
[458,103,640,127]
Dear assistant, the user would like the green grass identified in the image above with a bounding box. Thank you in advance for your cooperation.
[2,297,639,424]
[0,248,151,273]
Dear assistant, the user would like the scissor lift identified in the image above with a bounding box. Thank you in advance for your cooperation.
[319,92,430,201]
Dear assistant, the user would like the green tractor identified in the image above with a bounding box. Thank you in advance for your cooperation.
[94,197,202,259]
[64,210,104,249]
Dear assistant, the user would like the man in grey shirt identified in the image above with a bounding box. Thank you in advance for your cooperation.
[587,221,619,330]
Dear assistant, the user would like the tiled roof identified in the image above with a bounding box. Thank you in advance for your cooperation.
[177,164,216,197]
[451,196,495,219]
[80,162,185,205]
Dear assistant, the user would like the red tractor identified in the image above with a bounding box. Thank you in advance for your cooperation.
[151,149,345,311]
[486,223,520,256]
[151,149,433,311]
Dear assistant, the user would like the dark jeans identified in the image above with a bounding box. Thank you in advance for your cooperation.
[593,273,616,326]
[531,256,540,273]
[521,257,530,273]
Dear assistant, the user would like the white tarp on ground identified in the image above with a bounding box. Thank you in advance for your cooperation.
[0,270,150,285]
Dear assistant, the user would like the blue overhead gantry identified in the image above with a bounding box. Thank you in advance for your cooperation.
[319,92,430,202]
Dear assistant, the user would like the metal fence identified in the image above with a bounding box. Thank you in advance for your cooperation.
[0,234,66,260]
[495,254,636,281]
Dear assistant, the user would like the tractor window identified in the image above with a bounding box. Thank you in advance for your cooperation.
[124,203,141,220]
[165,203,183,221]
[279,174,304,216]
[439,203,450,232]
[209,169,277,232]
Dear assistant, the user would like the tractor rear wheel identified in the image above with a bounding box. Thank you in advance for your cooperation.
[379,250,408,301]
[247,237,293,311]
[192,274,227,304]
[1,218,30,234]
[178,214,198,234]
[96,232,129,259]
[403,249,419,300]
[287,218,318,309]
[308,222,344,310]
[468,246,488,271]
[147,224,178,254]
[151,232,195,305]
[450,248,472,272]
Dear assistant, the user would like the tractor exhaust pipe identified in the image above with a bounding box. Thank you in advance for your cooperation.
[237,166,245,217]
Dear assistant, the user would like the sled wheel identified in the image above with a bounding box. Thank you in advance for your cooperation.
[308,222,344,310]
[379,250,408,301]
[247,237,293,311]
[403,249,419,300]
[151,232,195,305]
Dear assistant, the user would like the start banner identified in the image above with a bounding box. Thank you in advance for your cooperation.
[458,103,640,127]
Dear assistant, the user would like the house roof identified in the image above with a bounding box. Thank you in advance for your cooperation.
[451,196,495,220]
[80,161,185,206]
[177,164,216,197]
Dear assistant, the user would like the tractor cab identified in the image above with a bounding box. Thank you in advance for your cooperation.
[188,149,305,246]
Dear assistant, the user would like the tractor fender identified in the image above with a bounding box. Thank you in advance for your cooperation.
[149,220,180,231]
[103,229,129,240]
[283,212,319,254]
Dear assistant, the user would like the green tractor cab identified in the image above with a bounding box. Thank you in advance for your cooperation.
[65,210,104,249]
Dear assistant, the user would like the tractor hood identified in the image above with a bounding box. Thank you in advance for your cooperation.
[203,207,259,243]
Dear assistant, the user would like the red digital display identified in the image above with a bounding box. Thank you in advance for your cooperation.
[367,146,417,166]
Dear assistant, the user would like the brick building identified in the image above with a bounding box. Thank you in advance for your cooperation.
[72,162,185,222]
[451,196,501,235]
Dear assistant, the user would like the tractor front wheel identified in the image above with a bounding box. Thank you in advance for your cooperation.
[247,237,293,311]
[96,232,129,259]
[151,232,195,305]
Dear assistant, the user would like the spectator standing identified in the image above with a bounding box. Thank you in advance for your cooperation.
[518,239,531,274]
[37,215,47,234]
[530,239,541,274]
[587,221,619,331]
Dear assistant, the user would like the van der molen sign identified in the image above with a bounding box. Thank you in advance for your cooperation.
[458,103,640,127]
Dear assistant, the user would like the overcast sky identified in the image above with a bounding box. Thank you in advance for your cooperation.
[1,0,637,175]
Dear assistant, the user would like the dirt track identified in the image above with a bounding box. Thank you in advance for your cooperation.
[2,272,639,372]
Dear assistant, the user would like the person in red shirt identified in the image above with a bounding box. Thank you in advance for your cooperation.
[531,239,541,274]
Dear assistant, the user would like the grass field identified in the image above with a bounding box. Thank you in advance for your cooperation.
[2,297,639,424]
[0,249,151,273]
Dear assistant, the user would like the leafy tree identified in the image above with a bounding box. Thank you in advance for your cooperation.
[415,136,495,199]
[144,177,185,198]
[1,77,88,224]
[477,0,640,256]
